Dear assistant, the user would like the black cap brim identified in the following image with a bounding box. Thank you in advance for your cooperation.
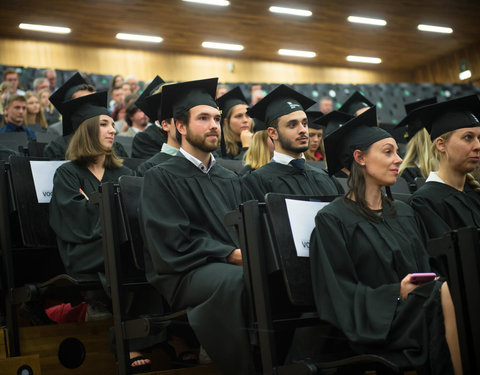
[313,111,354,136]
[135,75,165,121]
[50,72,87,111]
[338,91,374,115]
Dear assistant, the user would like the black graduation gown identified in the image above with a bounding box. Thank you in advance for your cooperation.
[410,181,480,240]
[135,151,174,177]
[400,167,423,192]
[242,162,343,202]
[221,141,248,160]
[131,125,165,159]
[49,161,134,275]
[309,198,452,374]
[44,134,128,160]
[140,155,253,375]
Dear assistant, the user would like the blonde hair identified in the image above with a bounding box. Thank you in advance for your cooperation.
[24,91,48,129]
[243,130,271,170]
[223,104,253,157]
[38,88,56,115]
[66,115,123,169]
[431,130,480,192]
[399,128,437,178]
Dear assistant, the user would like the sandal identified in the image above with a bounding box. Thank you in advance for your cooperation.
[129,355,151,374]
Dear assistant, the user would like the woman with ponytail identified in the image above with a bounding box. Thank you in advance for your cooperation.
[307,106,461,375]
[409,95,480,240]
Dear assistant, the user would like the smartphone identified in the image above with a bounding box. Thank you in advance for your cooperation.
[410,272,436,284]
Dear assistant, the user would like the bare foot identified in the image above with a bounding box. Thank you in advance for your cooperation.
[130,351,151,367]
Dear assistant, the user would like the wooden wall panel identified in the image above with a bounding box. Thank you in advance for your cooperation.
[0,38,413,84]
[413,42,480,85]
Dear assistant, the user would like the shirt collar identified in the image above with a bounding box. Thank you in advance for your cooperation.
[272,150,305,166]
[426,171,446,184]
[161,143,179,156]
[179,147,216,173]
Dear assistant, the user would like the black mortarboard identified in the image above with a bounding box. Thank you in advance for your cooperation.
[324,106,391,175]
[59,91,110,136]
[159,78,218,121]
[49,72,87,111]
[313,111,354,136]
[305,111,323,129]
[135,75,165,122]
[217,87,248,118]
[247,84,316,130]
[395,97,438,141]
[339,91,374,115]
[405,95,480,141]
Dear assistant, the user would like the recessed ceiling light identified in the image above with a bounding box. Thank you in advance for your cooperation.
[183,0,229,6]
[116,33,163,43]
[459,70,472,80]
[347,55,382,64]
[417,24,453,34]
[347,16,386,26]
[202,41,244,51]
[278,49,316,58]
[269,6,312,17]
[19,23,71,34]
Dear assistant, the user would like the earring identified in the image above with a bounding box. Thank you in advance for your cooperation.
[361,163,365,166]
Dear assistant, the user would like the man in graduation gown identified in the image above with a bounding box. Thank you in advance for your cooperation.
[44,73,128,159]
[130,76,179,176]
[242,84,343,201]
[139,78,253,375]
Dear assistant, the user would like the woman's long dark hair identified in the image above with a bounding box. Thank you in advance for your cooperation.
[344,147,396,222]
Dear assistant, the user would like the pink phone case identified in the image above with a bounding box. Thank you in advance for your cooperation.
[410,272,436,284]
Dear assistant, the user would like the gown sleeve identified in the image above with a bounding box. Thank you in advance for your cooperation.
[309,211,400,344]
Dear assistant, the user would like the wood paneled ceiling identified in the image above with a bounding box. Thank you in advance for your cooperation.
[1,0,479,71]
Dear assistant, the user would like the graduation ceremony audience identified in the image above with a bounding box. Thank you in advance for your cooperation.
[3,62,480,375]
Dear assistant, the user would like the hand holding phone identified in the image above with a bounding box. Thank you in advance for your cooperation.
[409,272,436,285]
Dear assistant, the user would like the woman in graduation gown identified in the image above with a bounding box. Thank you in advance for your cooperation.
[48,92,159,370]
[396,98,438,191]
[309,107,461,374]
[409,95,480,240]
[49,91,134,276]
[217,87,253,160]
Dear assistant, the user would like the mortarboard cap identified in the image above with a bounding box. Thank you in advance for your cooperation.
[217,87,249,119]
[135,75,165,122]
[395,97,437,141]
[324,106,391,175]
[313,111,354,136]
[247,84,316,130]
[339,91,374,115]
[59,91,110,136]
[49,72,88,111]
[405,95,480,141]
[305,111,323,129]
[159,78,218,122]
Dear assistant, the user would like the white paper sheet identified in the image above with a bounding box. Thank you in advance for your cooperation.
[285,199,330,257]
[30,160,68,203]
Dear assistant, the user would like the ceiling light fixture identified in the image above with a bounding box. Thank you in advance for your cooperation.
[347,55,382,64]
[278,49,316,58]
[19,23,71,34]
[202,41,244,51]
[417,24,453,34]
[116,33,163,43]
[183,0,230,6]
[347,16,386,26]
[269,6,312,17]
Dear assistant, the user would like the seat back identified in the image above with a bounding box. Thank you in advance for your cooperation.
[264,193,337,306]
[118,175,145,271]
[427,228,480,374]
[390,176,410,194]
[415,177,426,190]
[0,133,28,153]
[216,158,243,173]
[114,136,133,157]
